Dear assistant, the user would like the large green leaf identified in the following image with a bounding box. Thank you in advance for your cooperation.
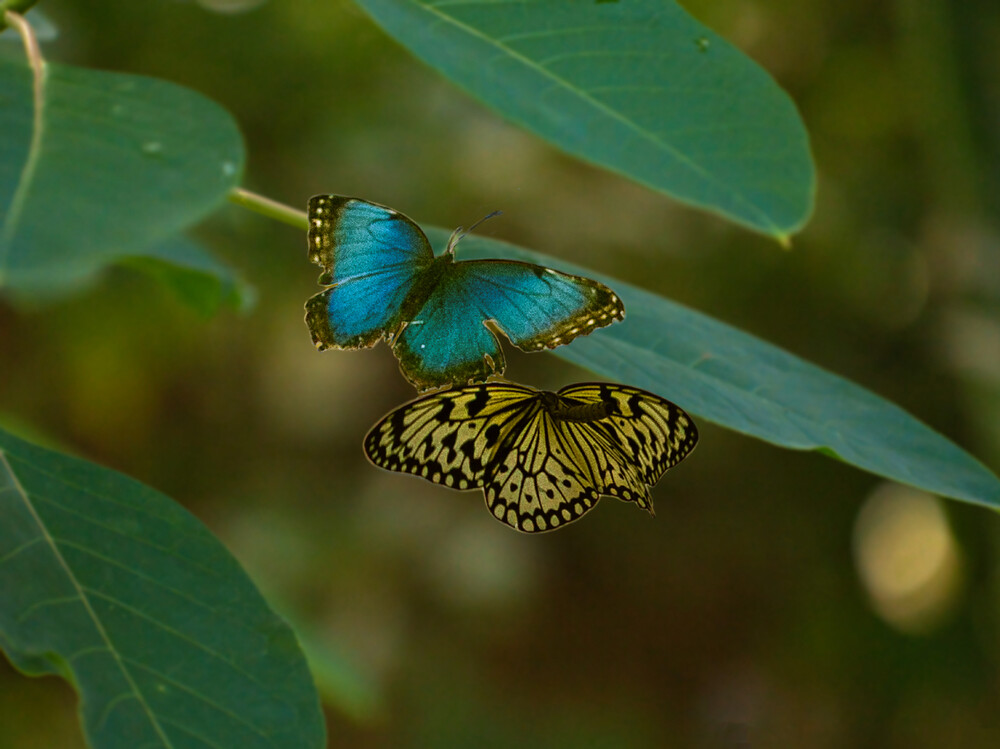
[0,426,326,748]
[441,230,1000,509]
[0,55,244,291]
[351,0,814,239]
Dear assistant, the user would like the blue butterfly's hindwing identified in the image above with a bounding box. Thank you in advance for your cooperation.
[363,382,698,533]
[392,282,507,391]
[306,195,625,390]
[393,260,624,390]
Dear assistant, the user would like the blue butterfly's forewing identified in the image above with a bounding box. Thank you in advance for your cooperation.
[306,196,434,349]
[450,261,625,351]
[393,260,624,390]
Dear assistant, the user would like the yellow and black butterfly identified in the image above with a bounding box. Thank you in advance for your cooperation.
[363,382,698,533]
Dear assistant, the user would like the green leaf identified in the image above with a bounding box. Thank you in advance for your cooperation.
[121,237,256,318]
[0,56,245,292]
[443,230,1000,509]
[0,426,326,748]
[351,0,814,239]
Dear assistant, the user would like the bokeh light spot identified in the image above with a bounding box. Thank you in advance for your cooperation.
[852,483,964,634]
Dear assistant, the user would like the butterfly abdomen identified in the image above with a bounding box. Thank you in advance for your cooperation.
[541,392,615,423]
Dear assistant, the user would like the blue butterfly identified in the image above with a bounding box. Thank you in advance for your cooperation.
[305,196,626,391]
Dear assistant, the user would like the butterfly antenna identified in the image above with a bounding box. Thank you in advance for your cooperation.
[446,209,503,255]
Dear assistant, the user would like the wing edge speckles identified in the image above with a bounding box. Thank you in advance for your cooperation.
[507,269,625,353]
[306,194,435,351]
[451,260,626,355]
[305,287,399,350]
[307,195,433,278]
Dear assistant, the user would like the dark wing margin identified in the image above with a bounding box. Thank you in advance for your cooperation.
[449,260,625,354]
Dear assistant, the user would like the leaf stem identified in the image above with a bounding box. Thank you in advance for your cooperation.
[2,9,42,71]
[0,2,39,32]
[228,188,307,230]
[1,10,47,275]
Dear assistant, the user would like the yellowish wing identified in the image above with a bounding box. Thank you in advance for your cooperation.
[363,383,537,491]
[484,408,603,533]
[552,417,656,510]
[557,383,698,486]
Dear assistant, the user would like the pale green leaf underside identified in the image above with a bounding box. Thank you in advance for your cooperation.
[0,56,244,291]
[122,236,255,318]
[351,0,814,238]
[442,231,1000,510]
[0,426,325,748]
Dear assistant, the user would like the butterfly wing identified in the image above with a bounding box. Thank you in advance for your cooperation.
[305,195,434,350]
[392,275,508,391]
[484,407,605,532]
[364,382,698,533]
[486,384,697,531]
[455,260,626,353]
[393,260,625,390]
[363,383,538,492]
[557,383,699,489]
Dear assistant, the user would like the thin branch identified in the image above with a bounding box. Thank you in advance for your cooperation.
[3,10,43,78]
[228,188,307,230]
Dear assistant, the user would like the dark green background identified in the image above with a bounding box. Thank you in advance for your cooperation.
[2,0,1000,746]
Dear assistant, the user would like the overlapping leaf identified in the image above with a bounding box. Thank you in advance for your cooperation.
[0,56,244,293]
[352,0,814,238]
[445,231,1000,509]
[0,426,326,748]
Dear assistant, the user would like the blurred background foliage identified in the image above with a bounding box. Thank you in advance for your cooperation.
[2,0,1000,746]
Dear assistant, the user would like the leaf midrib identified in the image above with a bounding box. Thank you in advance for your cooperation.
[0,448,175,747]
[0,55,46,273]
[411,0,781,233]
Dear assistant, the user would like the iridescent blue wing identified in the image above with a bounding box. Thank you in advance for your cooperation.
[305,196,434,350]
[393,260,625,391]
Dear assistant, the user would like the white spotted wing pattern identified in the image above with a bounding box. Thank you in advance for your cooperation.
[363,382,698,533]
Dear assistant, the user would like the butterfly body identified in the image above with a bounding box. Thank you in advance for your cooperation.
[538,391,615,422]
[306,196,625,391]
[365,382,698,533]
